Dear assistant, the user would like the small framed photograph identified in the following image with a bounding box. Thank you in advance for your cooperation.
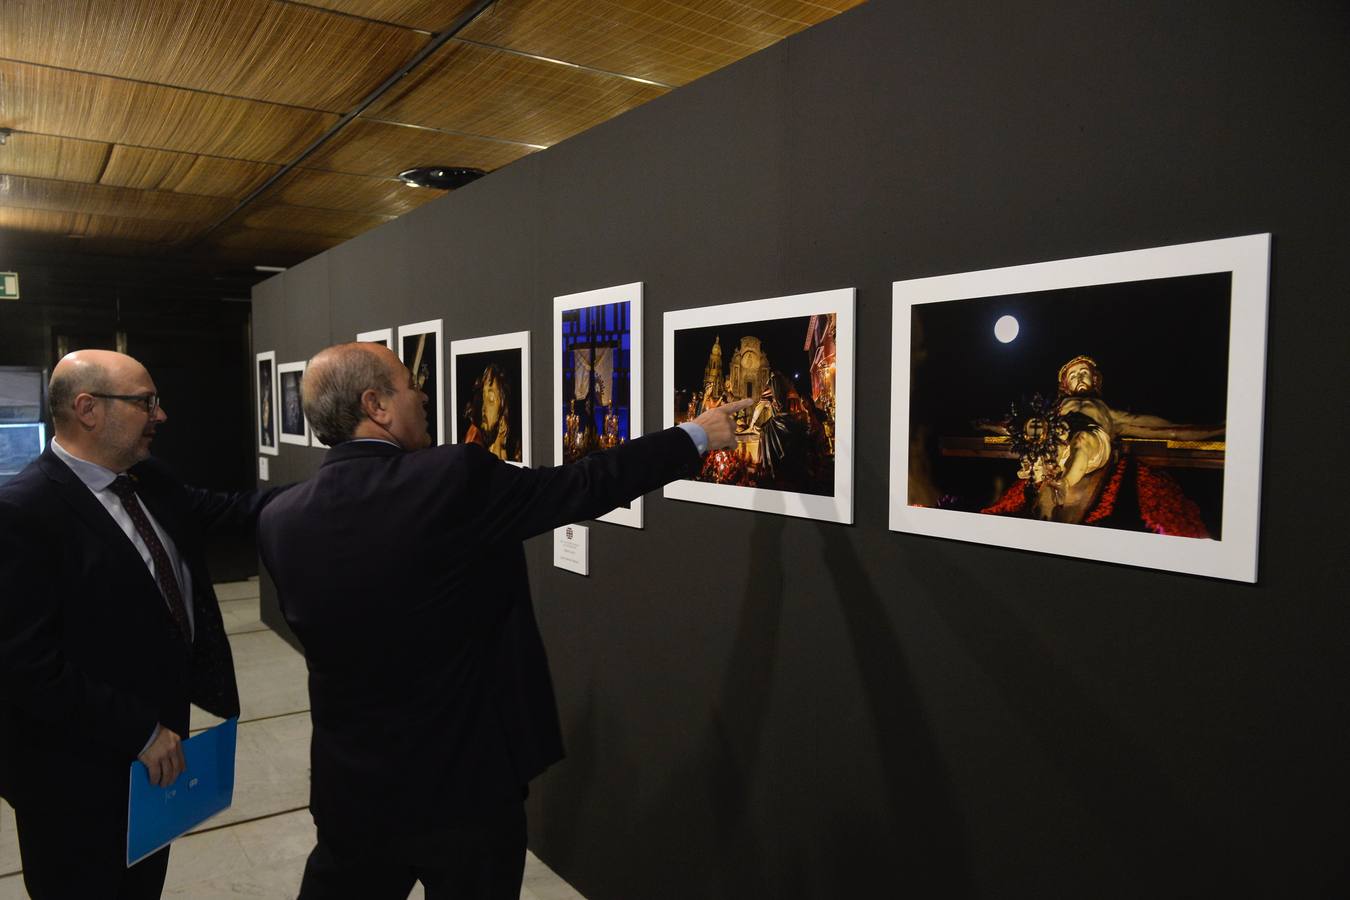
[890,234,1271,582]
[450,330,531,467]
[554,283,643,528]
[397,319,445,446]
[663,287,855,523]
[255,350,278,456]
[277,360,310,446]
[356,328,394,351]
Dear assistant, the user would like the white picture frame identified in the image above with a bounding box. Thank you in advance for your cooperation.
[255,350,278,456]
[554,282,643,528]
[277,360,310,446]
[449,330,531,467]
[397,319,446,446]
[356,327,394,350]
[663,287,856,524]
[889,233,1271,583]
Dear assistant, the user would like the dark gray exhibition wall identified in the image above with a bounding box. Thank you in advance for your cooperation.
[251,2,1350,896]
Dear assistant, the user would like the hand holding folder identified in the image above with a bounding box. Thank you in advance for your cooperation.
[126,717,238,866]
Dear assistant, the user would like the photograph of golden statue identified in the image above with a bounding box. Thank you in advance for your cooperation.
[673,313,837,496]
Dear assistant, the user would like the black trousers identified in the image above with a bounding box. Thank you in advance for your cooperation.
[298,801,528,900]
[14,804,170,900]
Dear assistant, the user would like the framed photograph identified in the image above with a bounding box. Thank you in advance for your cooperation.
[356,327,394,351]
[890,234,1270,582]
[277,360,310,446]
[450,330,531,467]
[554,282,642,528]
[663,288,855,523]
[255,351,279,456]
[397,319,445,446]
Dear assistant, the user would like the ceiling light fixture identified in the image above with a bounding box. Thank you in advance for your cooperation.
[397,167,485,189]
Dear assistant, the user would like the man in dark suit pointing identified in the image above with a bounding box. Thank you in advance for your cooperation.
[0,350,282,899]
[257,341,749,899]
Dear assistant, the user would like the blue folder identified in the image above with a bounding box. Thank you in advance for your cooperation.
[126,717,238,866]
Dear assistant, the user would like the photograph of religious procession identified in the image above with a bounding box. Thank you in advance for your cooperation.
[450,331,530,467]
[398,319,445,446]
[889,234,1270,582]
[277,360,309,445]
[256,350,278,455]
[554,282,643,528]
[664,288,855,524]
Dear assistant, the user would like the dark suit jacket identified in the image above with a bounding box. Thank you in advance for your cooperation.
[257,427,701,842]
[0,449,279,817]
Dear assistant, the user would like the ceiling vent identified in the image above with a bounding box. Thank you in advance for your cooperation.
[397,167,485,189]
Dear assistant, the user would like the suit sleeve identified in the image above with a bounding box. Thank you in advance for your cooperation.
[466,426,702,545]
[184,482,289,537]
[0,498,158,757]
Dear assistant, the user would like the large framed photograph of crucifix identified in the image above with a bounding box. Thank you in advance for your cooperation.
[890,234,1271,582]
[397,319,445,446]
[255,350,278,456]
[450,330,530,467]
[277,359,310,446]
[663,287,855,523]
[554,282,642,528]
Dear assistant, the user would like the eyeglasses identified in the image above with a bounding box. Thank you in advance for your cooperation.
[91,392,161,415]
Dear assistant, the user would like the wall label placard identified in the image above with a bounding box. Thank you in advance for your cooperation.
[553,524,589,576]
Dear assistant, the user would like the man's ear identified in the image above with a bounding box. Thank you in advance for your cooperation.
[360,387,389,424]
[72,393,100,429]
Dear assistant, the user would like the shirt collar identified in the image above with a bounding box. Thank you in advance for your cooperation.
[50,437,120,492]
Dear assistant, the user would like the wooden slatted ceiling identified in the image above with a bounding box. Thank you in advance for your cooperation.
[0,61,339,163]
[0,133,109,183]
[365,39,669,147]
[99,147,279,199]
[0,207,197,245]
[0,0,867,266]
[0,0,429,111]
[267,168,444,217]
[239,203,393,239]
[302,119,535,178]
[459,0,867,87]
[301,0,482,33]
[0,174,232,223]
[208,222,345,258]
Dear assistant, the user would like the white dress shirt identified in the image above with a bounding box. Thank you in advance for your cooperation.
[50,438,195,638]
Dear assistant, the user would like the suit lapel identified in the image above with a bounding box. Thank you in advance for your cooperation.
[38,451,178,626]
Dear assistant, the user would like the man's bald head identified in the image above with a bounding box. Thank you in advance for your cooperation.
[49,350,145,425]
[48,350,164,471]
[303,342,397,446]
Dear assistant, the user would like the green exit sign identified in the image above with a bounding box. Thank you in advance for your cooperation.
[0,272,17,300]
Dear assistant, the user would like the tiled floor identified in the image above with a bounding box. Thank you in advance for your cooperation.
[0,579,585,900]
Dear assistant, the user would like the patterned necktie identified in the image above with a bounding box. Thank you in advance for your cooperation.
[109,475,192,642]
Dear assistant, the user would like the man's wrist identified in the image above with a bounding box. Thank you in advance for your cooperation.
[676,422,709,455]
[140,723,161,755]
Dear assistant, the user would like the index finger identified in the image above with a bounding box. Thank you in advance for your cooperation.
[720,398,756,414]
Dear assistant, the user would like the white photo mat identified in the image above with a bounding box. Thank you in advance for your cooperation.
[662,287,856,523]
[397,319,446,446]
[449,330,531,468]
[277,360,310,446]
[255,350,278,456]
[356,327,395,350]
[889,233,1270,582]
[553,282,643,529]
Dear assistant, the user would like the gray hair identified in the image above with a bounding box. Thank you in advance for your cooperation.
[302,344,395,445]
[48,360,113,423]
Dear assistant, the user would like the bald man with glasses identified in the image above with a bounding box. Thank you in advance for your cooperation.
[0,349,285,899]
